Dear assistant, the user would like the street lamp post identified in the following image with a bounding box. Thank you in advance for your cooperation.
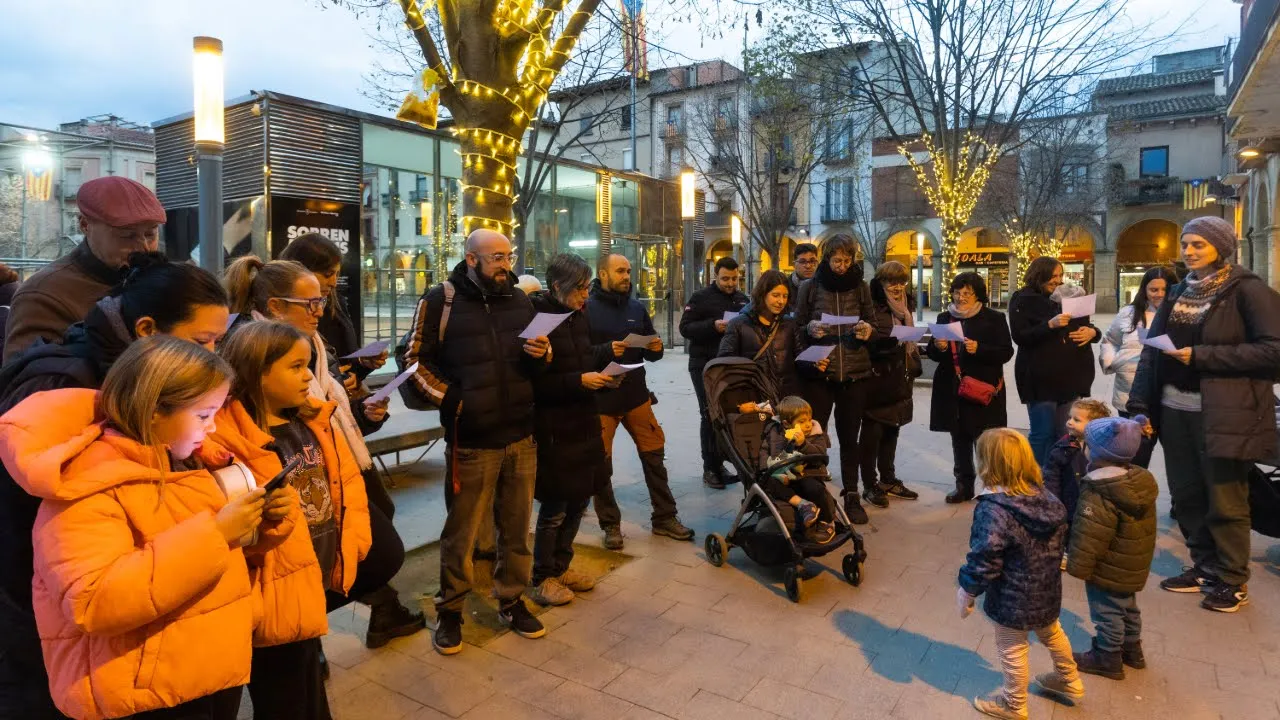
[680,168,697,302]
[916,232,925,322]
[193,36,225,274]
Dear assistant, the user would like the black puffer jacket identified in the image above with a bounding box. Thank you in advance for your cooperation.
[680,284,748,367]
[1008,288,1099,404]
[402,261,544,449]
[1128,265,1280,461]
[792,262,889,382]
[926,306,1014,434]
[586,280,663,416]
[530,293,607,502]
[1067,465,1159,594]
[716,312,800,399]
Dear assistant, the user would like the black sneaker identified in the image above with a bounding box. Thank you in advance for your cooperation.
[499,599,547,639]
[717,467,741,486]
[433,610,463,655]
[843,493,869,525]
[880,481,920,501]
[1160,566,1217,593]
[863,485,890,508]
[1201,583,1249,613]
[652,516,695,541]
[702,470,726,490]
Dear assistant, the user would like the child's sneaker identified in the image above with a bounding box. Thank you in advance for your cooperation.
[1160,566,1217,593]
[796,500,819,527]
[1074,638,1124,680]
[1033,672,1085,706]
[1201,583,1248,613]
[807,521,836,544]
[973,695,1027,719]
[1122,641,1146,669]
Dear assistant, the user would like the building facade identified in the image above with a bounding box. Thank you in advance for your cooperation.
[1228,0,1280,287]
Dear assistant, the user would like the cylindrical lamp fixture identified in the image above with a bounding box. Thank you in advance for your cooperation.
[192,37,225,145]
[916,231,924,257]
[680,168,696,219]
[730,213,742,245]
[193,36,225,274]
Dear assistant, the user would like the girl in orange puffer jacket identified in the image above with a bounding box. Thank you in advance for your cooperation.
[0,337,296,720]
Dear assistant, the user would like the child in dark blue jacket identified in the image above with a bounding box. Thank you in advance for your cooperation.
[1042,399,1112,562]
[958,428,1084,719]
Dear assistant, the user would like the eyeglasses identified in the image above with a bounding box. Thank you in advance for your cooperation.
[276,297,328,314]
[795,258,819,266]
[473,252,519,265]
[952,290,977,300]
[884,281,908,288]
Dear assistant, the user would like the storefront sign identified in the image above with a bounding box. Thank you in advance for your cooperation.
[1057,249,1094,262]
[272,195,363,335]
[956,251,1010,267]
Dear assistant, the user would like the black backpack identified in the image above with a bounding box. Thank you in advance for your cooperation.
[392,281,454,411]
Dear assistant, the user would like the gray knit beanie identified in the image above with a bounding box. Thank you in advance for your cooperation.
[1182,216,1238,263]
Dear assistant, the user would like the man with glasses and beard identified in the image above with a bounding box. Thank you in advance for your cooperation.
[403,229,554,656]
[786,242,819,316]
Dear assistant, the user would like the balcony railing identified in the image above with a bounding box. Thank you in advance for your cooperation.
[1231,0,1280,99]
[1117,176,1181,206]
[704,210,730,228]
[821,202,856,223]
[663,122,686,142]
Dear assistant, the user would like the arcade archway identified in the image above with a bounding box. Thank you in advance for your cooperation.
[1116,219,1180,306]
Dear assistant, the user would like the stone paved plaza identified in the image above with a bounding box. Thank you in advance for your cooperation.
[312,327,1280,720]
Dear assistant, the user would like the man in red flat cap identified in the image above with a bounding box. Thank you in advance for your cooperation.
[3,176,166,361]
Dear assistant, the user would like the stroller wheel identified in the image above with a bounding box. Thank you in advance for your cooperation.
[784,566,803,603]
[843,554,863,587]
[705,534,728,567]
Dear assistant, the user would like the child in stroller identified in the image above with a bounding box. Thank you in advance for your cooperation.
[759,396,838,543]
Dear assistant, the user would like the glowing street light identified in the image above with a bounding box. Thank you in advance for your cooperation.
[680,167,697,300]
[193,36,225,273]
[193,37,225,144]
[730,213,742,245]
[680,168,696,218]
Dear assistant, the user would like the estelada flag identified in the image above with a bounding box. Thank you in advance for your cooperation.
[621,0,649,79]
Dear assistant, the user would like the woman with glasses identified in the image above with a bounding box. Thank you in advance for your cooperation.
[926,272,1014,503]
[224,256,426,654]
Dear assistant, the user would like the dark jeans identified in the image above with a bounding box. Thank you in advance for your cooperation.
[436,436,537,612]
[248,639,330,720]
[858,420,900,488]
[951,430,979,492]
[1117,411,1158,469]
[594,402,678,526]
[805,379,869,495]
[1027,401,1072,466]
[533,497,591,583]
[690,366,724,472]
[1085,584,1141,653]
[758,473,838,526]
[130,687,242,720]
[1161,408,1253,586]
[0,591,63,719]
[325,503,405,612]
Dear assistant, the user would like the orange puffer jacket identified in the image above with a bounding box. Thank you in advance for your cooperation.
[200,401,329,647]
[0,389,256,720]
[209,398,371,597]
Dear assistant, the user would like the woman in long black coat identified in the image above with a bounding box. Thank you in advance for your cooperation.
[927,271,1015,503]
[528,253,617,608]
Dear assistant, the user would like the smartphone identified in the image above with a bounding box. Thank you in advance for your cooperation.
[263,456,303,493]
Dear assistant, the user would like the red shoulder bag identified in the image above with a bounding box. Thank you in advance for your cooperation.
[950,341,1003,406]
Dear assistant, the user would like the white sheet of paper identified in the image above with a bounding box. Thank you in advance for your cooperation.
[796,345,835,363]
[226,313,239,330]
[1061,293,1097,318]
[623,333,659,348]
[820,313,861,326]
[722,311,740,323]
[341,339,391,360]
[929,322,966,342]
[519,312,572,340]
[1141,334,1178,352]
[890,325,929,342]
[602,361,645,377]
[365,362,418,405]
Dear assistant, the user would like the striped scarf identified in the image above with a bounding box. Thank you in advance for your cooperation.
[1169,265,1230,327]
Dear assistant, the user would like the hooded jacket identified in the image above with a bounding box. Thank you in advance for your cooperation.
[585,279,663,415]
[1008,287,1099,404]
[958,489,1067,630]
[1098,305,1147,410]
[792,261,890,382]
[1066,465,1159,594]
[0,389,257,720]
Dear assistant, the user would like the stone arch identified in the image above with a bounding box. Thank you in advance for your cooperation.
[1115,218,1181,306]
[1250,179,1271,273]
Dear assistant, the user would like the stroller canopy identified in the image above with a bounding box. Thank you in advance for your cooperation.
[702,357,780,427]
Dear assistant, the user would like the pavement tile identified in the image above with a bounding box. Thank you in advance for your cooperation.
[330,679,424,720]
[655,580,730,609]
[678,689,781,720]
[602,666,700,716]
[526,679,639,720]
[394,666,495,718]
[417,645,564,697]
[605,635,698,674]
[541,643,629,689]
[604,610,685,644]
[741,677,843,720]
[459,694,564,719]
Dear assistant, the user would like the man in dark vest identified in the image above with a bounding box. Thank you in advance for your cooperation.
[403,229,552,656]
[587,254,694,550]
[679,256,748,488]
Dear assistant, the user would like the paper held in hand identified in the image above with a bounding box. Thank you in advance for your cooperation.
[890,325,929,342]
[722,311,740,323]
[623,333,659,348]
[365,362,418,405]
[1061,293,1097,318]
[1141,334,1178,352]
[341,339,391,360]
[520,312,572,340]
[602,362,645,377]
[820,313,861,326]
[795,345,835,363]
[929,322,966,342]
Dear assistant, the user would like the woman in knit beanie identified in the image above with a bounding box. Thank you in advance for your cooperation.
[1127,215,1280,613]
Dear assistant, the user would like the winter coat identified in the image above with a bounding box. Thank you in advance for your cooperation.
[1008,288,1099,404]
[402,261,546,449]
[0,389,260,720]
[865,297,921,427]
[586,280,663,415]
[925,306,1014,435]
[1066,465,1159,594]
[680,284,748,368]
[759,418,831,477]
[1098,305,1149,411]
[1041,435,1086,525]
[209,398,371,597]
[318,292,372,382]
[958,489,1068,631]
[793,266,890,383]
[530,293,607,502]
[717,312,801,399]
[783,272,808,316]
[205,401,330,646]
[4,241,124,363]
[1128,266,1280,461]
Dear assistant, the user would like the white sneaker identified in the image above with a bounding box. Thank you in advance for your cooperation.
[529,577,574,606]
[973,695,1027,720]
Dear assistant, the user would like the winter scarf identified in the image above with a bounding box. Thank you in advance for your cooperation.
[1170,264,1231,327]
[816,258,864,293]
[947,301,983,320]
[885,293,918,359]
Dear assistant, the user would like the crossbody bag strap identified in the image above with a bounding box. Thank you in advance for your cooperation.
[752,321,780,362]
[950,340,964,380]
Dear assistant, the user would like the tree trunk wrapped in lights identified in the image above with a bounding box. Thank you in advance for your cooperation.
[393,0,602,236]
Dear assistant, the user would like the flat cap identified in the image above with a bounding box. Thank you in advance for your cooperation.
[77,176,167,227]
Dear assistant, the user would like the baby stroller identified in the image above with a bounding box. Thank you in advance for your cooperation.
[700,357,868,602]
[1247,396,1280,538]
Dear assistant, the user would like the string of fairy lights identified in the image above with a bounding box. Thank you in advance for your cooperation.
[1005,224,1065,262]
[898,131,1001,282]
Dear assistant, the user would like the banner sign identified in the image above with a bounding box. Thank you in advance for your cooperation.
[271,196,363,337]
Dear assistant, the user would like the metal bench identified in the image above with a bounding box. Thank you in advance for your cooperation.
[365,425,445,486]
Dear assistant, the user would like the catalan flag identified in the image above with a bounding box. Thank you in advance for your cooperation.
[621,0,649,79]
[1183,179,1208,210]
[25,168,52,202]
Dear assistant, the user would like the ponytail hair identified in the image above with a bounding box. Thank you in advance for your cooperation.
[224,255,310,316]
